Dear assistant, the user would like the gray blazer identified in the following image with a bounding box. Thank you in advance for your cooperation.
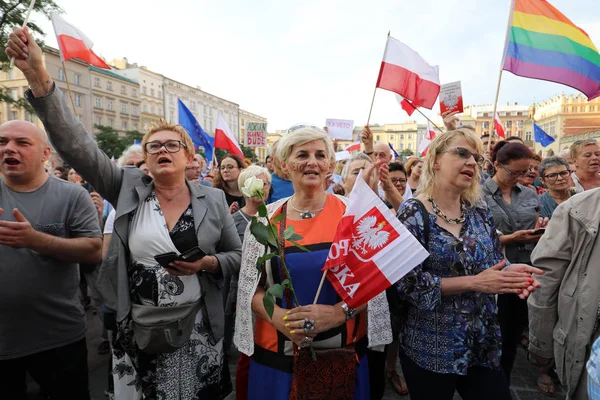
[26,86,241,341]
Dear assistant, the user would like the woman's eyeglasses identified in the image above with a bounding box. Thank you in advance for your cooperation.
[499,163,531,177]
[543,170,570,181]
[391,178,407,184]
[220,165,239,171]
[145,140,187,154]
[443,147,484,165]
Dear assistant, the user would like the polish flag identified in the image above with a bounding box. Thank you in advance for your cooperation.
[418,122,436,156]
[51,14,110,69]
[376,36,440,110]
[215,113,244,158]
[345,141,361,152]
[322,172,429,308]
[494,113,506,138]
[395,94,417,116]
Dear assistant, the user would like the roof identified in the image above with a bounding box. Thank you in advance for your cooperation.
[89,66,138,85]
[563,118,600,137]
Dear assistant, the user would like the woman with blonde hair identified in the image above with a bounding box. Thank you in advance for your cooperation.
[569,139,600,192]
[235,127,392,399]
[392,128,543,399]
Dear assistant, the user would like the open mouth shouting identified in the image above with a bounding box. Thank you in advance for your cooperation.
[2,157,21,169]
[460,169,474,180]
[157,156,172,166]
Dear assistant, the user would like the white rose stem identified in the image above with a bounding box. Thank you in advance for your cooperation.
[9,0,37,69]
[312,270,328,304]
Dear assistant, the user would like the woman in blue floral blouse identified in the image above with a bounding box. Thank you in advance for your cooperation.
[393,128,543,400]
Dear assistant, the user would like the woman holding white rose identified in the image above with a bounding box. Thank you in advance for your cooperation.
[234,128,391,400]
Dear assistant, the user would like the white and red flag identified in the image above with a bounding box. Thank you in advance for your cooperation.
[215,113,244,158]
[494,113,506,138]
[395,94,417,116]
[345,141,361,152]
[418,122,436,156]
[51,14,110,69]
[376,36,440,110]
[322,173,429,308]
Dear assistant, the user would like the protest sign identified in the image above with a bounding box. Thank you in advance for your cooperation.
[326,119,354,140]
[439,81,464,114]
[245,122,267,147]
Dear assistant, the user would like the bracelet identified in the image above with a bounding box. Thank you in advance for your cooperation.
[341,302,356,321]
[363,151,374,155]
[208,256,219,273]
[29,75,52,92]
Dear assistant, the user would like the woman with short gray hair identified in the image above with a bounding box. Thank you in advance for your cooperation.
[538,156,574,219]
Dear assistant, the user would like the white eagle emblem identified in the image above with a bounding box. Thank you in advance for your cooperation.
[353,216,390,254]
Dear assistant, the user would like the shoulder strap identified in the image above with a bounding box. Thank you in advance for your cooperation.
[277,203,295,308]
[413,199,430,249]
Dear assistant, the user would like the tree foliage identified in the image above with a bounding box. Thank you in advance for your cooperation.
[94,125,144,159]
[214,144,256,163]
[1,0,61,109]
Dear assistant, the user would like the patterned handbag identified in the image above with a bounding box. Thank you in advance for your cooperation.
[276,204,359,400]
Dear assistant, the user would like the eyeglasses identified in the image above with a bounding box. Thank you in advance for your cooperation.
[145,140,187,154]
[443,147,484,165]
[543,170,570,181]
[220,165,239,171]
[499,163,531,177]
[391,178,407,184]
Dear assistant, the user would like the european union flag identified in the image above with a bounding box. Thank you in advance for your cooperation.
[177,99,214,164]
[134,139,141,145]
[533,123,555,147]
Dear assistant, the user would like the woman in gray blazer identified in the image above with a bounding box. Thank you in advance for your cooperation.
[7,29,241,400]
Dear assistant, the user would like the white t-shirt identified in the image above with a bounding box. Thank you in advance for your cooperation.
[104,209,116,235]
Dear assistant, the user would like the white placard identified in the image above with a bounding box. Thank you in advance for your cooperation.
[325,118,354,140]
[335,151,352,161]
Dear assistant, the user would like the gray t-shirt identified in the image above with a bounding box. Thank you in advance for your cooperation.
[0,176,102,359]
[232,210,251,243]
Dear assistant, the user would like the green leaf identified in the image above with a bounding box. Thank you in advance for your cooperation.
[283,225,296,240]
[271,213,285,224]
[290,240,310,252]
[287,233,303,242]
[281,279,291,289]
[266,283,284,299]
[263,295,275,319]
[250,219,270,246]
[257,203,268,218]
[257,252,278,268]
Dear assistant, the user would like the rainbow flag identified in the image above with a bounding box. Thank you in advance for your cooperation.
[502,0,600,100]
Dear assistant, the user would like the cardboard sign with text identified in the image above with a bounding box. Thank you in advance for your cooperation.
[439,81,464,114]
[326,119,354,140]
[245,122,267,147]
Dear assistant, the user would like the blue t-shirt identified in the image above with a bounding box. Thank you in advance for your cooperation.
[268,174,294,204]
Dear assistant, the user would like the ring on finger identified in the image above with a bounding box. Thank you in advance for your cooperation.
[302,318,315,334]
[300,337,312,348]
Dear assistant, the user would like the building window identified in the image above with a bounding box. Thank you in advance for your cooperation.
[122,121,128,130]
[132,106,139,116]
[389,134,394,140]
[132,88,137,98]
[525,131,532,141]
[516,120,523,128]
[107,100,114,111]
[408,135,412,140]
[170,110,175,122]
[150,89,155,97]
[191,101,196,111]
[158,90,162,98]
[376,135,380,141]
[106,81,112,91]
[151,105,156,114]
[169,94,174,104]
[142,86,147,94]
[143,104,148,113]
[94,77,101,87]
[505,120,512,128]
[482,121,489,129]
[96,116,102,126]
[408,143,412,150]
[74,74,81,85]
[121,85,126,95]
[121,103,128,114]
[108,118,114,127]
[95,97,102,108]
[74,94,82,107]
[158,107,163,116]
[58,69,65,81]
[499,112,505,116]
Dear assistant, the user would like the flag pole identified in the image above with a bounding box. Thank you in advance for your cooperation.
[9,0,37,69]
[414,108,443,132]
[313,271,328,304]
[366,31,391,126]
[61,61,77,111]
[488,0,516,153]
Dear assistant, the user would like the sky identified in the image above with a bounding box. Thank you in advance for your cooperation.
[30,0,600,131]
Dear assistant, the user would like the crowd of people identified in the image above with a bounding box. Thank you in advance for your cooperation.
[2,25,600,400]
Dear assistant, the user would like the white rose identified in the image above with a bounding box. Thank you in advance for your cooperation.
[242,176,265,199]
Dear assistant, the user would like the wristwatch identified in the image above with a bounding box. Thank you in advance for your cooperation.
[340,302,356,321]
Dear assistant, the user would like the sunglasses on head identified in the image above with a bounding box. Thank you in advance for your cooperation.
[443,147,484,165]
[573,139,597,145]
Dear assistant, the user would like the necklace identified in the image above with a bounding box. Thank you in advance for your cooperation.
[428,197,466,224]
[289,196,326,219]
[156,185,187,202]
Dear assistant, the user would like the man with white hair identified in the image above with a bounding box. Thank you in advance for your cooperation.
[0,120,103,399]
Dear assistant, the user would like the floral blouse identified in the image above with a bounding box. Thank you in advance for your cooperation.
[394,199,503,375]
